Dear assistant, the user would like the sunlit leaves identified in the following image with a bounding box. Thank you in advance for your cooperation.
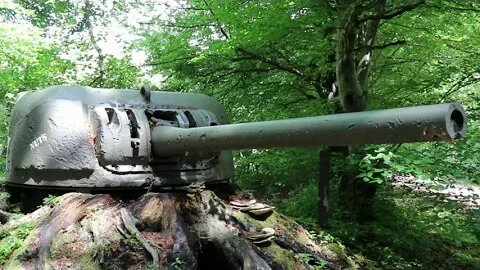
[370,2,480,109]
[142,0,335,122]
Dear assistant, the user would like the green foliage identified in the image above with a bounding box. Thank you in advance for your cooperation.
[235,148,318,196]
[42,194,56,206]
[269,182,318,227]
[121,233,141,248]
[141,0,335,122]
[171,257,185,270]
[278,184,480,270]
[14,0,74,27]
[339,147,396,185]
[0,23,75,96]
[393,119,480,185]
[329,187,480,270]
[41,194,62,206]
[367,1,480,109]
[86,56,142,89]
[294,252,328,269]
[0,222,34,264]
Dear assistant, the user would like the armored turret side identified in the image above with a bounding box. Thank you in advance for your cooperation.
[6,86,234,190]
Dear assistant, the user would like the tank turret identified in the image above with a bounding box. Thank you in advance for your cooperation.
[5,86,467,192]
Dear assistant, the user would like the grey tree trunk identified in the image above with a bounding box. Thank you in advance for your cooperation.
[333,0,385,221]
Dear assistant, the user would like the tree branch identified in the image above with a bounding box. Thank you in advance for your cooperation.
[177,7,210,11]
[358,1,426,23]
[428,2,480,13]
[354,40,406,52]
[140,22,217,29]
[202,0,230,40]
[236,47,305,78]
[281,97,314,110]
[440,70,480,102]
[144,56,196,66]
[204,68,273,84]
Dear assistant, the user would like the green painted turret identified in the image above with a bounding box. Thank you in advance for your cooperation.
[5,86,466,193]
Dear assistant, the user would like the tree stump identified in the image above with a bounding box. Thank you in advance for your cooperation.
[0,190,357,269]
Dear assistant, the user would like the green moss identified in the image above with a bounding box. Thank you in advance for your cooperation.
[0,192,9,210]
[328,243,358,269]
[79,248,100,270]
[122,233,142,248]
[264,243,298,269]
[79,215,91,228]
[0,222,34,265]
[50,231,75,258]
[9,228,39,264]
[92,240,113,262]
[231,210,286,231]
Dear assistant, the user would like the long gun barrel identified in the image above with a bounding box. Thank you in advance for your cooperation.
[152,103,466,156]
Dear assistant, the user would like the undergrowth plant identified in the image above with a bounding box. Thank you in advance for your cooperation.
[393,119,480,185]
[0,222,34,264]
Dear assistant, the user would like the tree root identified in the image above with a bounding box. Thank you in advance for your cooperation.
[119,208,159,268]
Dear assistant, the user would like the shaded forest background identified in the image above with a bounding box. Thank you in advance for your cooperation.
[0,0,479,269]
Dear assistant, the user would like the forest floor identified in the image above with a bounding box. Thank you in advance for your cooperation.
[391,174,480,209]
[264,176,480,270]
[329,185,480,270]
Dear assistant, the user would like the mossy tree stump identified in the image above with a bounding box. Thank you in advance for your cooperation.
[0,190,356,269]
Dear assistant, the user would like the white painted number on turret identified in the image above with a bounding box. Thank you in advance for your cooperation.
[30,134,48,150]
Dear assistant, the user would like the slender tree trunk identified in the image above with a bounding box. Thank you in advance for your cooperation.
[85,0,106,87]
[334,1,385,222]
[318,149,331,228]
